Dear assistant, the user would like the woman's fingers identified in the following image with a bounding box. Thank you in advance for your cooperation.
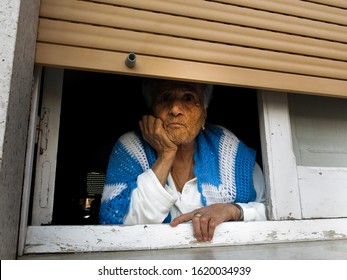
[171,204,235,241]
[192,214,218,242]
[170,212,193,227]
[170,211,216,242]
[140,115,177,153]
[192,214,204,241]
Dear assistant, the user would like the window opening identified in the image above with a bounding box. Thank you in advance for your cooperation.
[49,70,262,225]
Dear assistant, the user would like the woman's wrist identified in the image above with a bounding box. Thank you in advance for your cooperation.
[233,203,244,221]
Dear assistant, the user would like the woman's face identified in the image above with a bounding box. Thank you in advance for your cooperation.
[152,81,207,145]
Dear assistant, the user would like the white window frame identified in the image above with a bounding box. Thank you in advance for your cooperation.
[18,67,347,256]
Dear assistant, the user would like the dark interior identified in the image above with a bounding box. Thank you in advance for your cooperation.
[51,69,262,225]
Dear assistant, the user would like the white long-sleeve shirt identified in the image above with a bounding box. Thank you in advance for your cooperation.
[124,162,267,224]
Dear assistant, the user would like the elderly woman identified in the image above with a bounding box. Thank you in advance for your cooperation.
[99,78,266,241]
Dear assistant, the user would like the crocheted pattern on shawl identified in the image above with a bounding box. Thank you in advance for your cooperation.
[195,124,256,205]
[99,124,256,224]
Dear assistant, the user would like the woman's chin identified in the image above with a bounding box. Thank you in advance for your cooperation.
[167,131,186,145]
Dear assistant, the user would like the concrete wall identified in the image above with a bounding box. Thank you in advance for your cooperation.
[0,0,40,259]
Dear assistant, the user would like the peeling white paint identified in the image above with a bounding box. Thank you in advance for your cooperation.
[24,219,347,254]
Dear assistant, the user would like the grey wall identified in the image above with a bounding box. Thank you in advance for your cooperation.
[0,0,40,259]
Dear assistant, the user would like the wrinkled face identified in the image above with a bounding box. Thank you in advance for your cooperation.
[152,81,206,145]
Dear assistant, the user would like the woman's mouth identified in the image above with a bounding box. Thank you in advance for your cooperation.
[166,122,186,129]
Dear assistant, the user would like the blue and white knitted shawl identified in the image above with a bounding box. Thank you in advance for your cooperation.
[99,123,256,224]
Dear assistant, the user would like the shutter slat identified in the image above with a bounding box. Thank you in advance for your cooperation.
[306,0,347,9]
[42,0,347,44]
[40,0,347,61]
[38,19,347,80]
[87,0,347,41]
[36,0,347,97]
[36,42,347,98]
[214,0,347,25]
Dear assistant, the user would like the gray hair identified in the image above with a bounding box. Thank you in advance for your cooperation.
[142,78,213,109]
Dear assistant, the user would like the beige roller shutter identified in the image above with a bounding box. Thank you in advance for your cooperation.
[35,0,347,97]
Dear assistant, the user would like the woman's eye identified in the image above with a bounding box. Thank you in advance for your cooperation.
[182,93,196,102]
[158,92,171,103]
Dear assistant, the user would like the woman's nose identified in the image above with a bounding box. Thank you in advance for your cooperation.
[168,98,183,114]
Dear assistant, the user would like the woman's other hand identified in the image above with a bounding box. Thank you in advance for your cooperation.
[170,203,242,242]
